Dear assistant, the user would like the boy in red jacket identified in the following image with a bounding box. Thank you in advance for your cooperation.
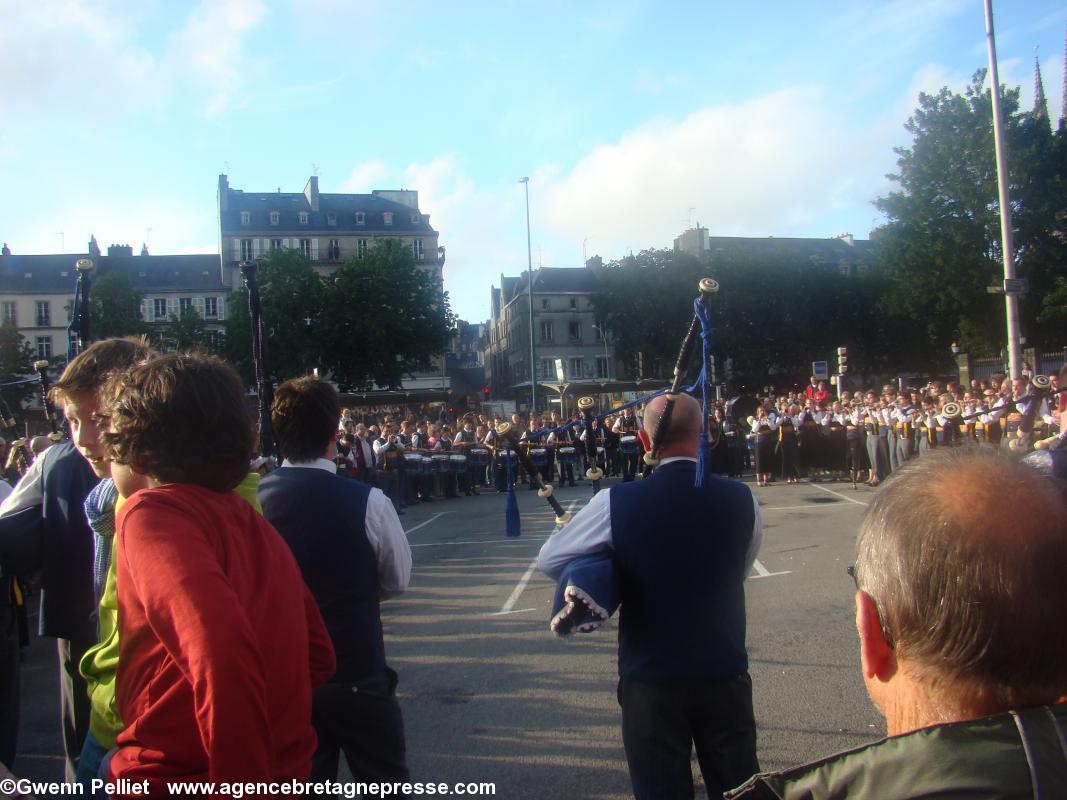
[101,353,334,793]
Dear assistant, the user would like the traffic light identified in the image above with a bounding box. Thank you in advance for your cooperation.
[483,386,490,397]
[837,346,848,374]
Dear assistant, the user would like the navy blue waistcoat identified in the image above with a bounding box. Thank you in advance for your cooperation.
[259,467,383,683]
[609,460,754,682]
[0,441,99,641]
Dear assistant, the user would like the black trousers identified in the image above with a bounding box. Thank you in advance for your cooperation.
[618,673,758,800]
[59,636,94,781]
[310,672,409,784]
[0,598,19,768]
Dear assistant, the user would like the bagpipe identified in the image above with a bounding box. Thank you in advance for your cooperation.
[240,261,278,461]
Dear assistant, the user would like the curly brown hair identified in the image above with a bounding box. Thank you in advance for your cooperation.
[272,375,341,462]
[101,353,253,492]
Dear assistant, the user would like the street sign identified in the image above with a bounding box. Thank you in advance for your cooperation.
[1003,278,1029,295]
[812,360,829,380]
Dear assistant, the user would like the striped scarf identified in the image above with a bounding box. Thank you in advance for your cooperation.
[84,477,118,605]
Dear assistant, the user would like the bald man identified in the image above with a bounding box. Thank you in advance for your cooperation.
[729,449,1067,797]
[539,393,763,799]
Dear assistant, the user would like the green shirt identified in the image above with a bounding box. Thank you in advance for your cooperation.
[78,473,263,748]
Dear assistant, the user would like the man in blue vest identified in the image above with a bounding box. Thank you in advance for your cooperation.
[538,393,763,799]
[259,375,412,784]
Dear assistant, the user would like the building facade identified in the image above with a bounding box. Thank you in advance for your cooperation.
[0,239,228,364]
[488,266,623,412]
[218,174,450,399]
[217,174,444,286]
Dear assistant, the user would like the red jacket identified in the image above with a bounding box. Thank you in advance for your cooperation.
[112,484,335,792]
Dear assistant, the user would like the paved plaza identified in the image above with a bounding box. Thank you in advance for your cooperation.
[14,476,885,797]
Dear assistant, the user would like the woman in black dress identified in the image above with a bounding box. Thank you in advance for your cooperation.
[776,404,800,484]
[750,406,778,487]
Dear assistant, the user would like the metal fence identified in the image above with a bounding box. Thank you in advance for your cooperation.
[1039,351,1065,376]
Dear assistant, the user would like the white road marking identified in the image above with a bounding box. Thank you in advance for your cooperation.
[497,500,579,615]
[760,504,848,511]
[411,536,550,548]
[403,512,449,535]
[489,607,537,617]
[809,482,869,507]
[750,558,791,579]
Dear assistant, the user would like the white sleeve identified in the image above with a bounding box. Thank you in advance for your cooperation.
[611,418,622,432]
[452,433,464,446]
[364,488,412,599]
[536,487,613,580]
[372,439,384,456]
[743,491,763,576]
[0,451,47,517]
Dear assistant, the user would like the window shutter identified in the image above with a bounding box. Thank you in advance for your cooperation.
[252,239,260,258]
[167,298,179,317]
[217,296,226,321]
[194,297,205,317]
[311,238,319,261]
[232,238,241,262]
[139,299,147,321]
[283,238,290,249]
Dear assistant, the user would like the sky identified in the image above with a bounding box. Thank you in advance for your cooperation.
[1,0,1065,322]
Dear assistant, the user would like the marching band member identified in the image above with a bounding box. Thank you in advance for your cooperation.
[776,405,800,484]
[845,400,868,488]
[797,400,822,481]
[891,398,916,468]
[613,408,642,482]
[452,417,480,497]
[433,424,459,499]
[373,423,406,513]
[749,405,778,487]
[821,401,848,481]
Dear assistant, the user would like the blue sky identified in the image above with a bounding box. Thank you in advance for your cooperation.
[1,0,1064,322]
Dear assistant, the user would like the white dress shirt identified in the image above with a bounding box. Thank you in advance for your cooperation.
[280,457,412,598]
[537,457,762,580]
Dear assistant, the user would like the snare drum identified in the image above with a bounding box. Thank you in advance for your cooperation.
[432,454,451,473]
[619,435,638,454]
[421,456,433,475]
[449,454,468,473]
[470,448,489,466]
[529,448,547,467]
[403,453,422,470]
[558,446,577,464]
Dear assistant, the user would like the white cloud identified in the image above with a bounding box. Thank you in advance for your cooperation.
[536,86,895,256]
[337,160,391,193]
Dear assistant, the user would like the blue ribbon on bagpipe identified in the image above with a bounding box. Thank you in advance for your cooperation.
[0,376,43,389]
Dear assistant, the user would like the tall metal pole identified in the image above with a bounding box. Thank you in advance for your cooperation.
[520,177,536,413]
[984,0,1023,380]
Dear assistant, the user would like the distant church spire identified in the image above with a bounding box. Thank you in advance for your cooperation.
[1033,48,1049,126]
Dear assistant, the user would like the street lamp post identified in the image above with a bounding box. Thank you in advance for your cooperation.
[520,177,536,413]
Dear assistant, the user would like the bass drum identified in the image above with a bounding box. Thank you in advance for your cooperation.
[727,395,760,433]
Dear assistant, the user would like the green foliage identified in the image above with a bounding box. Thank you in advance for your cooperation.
[159,306,219,354]
[874,70,1067,355]
[224,242,454,389]
[90,271,147,339]
[592,248,918,389]
[0,324,36,413]
[318,239,455,390]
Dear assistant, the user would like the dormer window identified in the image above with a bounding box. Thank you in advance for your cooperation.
[240,211,251,225]
[355,212,366,225]
[269,211,279,225]
[326,213,336,226]
[299,212,309,224]
[383,212,393,225]
[411,213,421,224]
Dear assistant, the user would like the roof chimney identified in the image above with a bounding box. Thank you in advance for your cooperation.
[107,244,134,257]
[1,243,9,256]
[89,235,101,257]
[304,176,320,212]
[140,242,149,256]
[218,174,230,212]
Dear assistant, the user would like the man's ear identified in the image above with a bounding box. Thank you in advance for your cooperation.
[856,590,895,681]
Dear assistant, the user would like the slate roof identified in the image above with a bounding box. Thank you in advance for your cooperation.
[0,254,227,294]
[703,236,876,265]
[221,191,437,234]
[506,267,600,302]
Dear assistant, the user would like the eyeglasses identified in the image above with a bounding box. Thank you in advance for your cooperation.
[847,565,895,649]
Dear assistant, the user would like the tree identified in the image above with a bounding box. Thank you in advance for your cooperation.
[0,324,38,415]
[90,271,147,339]
[225,248,323,384]
[874,70,1067,357]
[317,239,455,390]
[160,306,210,353]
